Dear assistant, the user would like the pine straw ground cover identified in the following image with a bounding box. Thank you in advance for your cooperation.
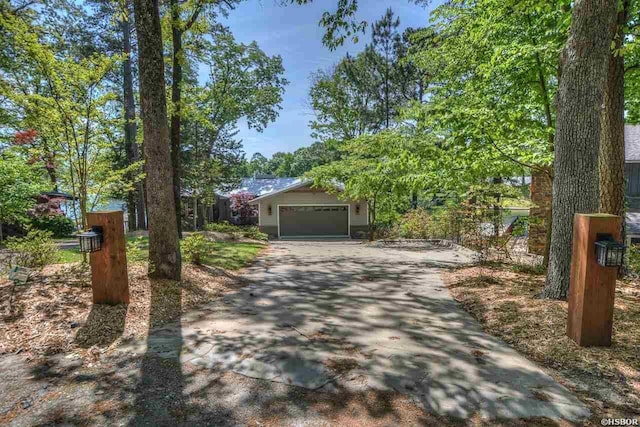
[442,264,640,419]
[0,256,260,359]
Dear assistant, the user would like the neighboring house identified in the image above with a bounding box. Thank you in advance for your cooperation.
[530,124,640,252]
[625,124,640,210]
[625,125,640,243]
[217,175,368,239]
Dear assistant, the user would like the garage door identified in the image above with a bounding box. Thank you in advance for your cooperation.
[279,205,349,237]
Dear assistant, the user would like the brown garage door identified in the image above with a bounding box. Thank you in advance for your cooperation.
[279,205,349,237]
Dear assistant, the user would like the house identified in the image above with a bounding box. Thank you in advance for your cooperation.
[530,124,640,253]
[217,175,368,239]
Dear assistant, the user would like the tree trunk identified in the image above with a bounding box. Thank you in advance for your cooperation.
[133,0,181,280]
[598,1,627,224]
[193,196,198,231]
[543,0,617,299]
[170,0,183,238]
[121,4,140,232]
[492,177,502,237]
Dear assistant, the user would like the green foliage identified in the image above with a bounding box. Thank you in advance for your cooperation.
[393,208,449,240]
[244,141,341,178]
[126,236,148,263]
[243,227,268,241]
[510,217,529,238]
[388,201,516,263]
[0,152,48,236]
[627,244,640,277]
[5,229,59,269]
[203,241,264,270]
[406,0,566,179]
[309,9,421,142]
[307,130,443,238]
[0,8,129,229]
[28,215,76,238]
[182,233,210,265]
[181,26,288,199]
[205,222,268,241]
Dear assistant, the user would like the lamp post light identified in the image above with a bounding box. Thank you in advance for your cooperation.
[594,237,625,268]
[77,226,104,253]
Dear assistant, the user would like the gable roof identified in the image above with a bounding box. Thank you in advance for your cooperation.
[218,177,304,199]
[626,125,640,162]
[249,180,313,202]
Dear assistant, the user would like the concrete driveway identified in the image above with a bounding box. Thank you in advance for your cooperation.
[121,240,589,422]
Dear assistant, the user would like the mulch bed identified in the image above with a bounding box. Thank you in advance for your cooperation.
[0,262,245,359]
[442,264,640,419]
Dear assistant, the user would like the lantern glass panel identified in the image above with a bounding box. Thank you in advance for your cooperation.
[77,227,103,253]
[595,240,625,267]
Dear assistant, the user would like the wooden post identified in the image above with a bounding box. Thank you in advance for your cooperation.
[567,213,621,347]
[87,211,129,305]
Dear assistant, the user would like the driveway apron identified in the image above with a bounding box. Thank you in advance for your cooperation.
[118,240,590,421]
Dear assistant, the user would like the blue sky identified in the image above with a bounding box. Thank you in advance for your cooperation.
[217,0,439,158]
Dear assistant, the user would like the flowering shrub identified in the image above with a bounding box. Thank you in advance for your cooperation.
[230,192,257,219]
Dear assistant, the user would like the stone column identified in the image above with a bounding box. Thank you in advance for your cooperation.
[529,170,552,255]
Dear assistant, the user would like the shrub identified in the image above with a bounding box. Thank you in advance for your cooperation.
[6,229,59,268]
[243,226,268,241]
[29,214,76,238]
[230,192,258,219]
[205,222,268,241]
[126,236,147,263]
[182,233,211,265]
[627,244,640,277]
[206,221,239,234]
[510,217,528,237]
[392,207,461,241]
[394,208,432,239]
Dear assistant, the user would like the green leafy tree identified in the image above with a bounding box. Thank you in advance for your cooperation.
[0,6,130,229]
[0,151,48,242]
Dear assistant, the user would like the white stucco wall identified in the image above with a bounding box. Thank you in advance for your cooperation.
[256,191,368,227]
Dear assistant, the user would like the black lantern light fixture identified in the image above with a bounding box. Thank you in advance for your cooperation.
[268,204,272,216]
[595,234,625,267]
[78,226,104,253]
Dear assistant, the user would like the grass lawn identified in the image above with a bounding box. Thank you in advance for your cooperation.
[58,237,265,271]
[202,241,265,270]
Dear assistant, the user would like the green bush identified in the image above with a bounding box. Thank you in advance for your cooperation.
[182,233,211,265]
[29,215,76,238]
[627,244,640,276]
[392,207,460,240]
[6,229,59,268]
[206,221,240,234]
[205,222,268,241]
[126,236,147,263]
[394,208,432,239]
[243,226,268,241]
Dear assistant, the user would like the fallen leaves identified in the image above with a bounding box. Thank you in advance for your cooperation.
[0,262,245,358]
[442,264,640,415]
